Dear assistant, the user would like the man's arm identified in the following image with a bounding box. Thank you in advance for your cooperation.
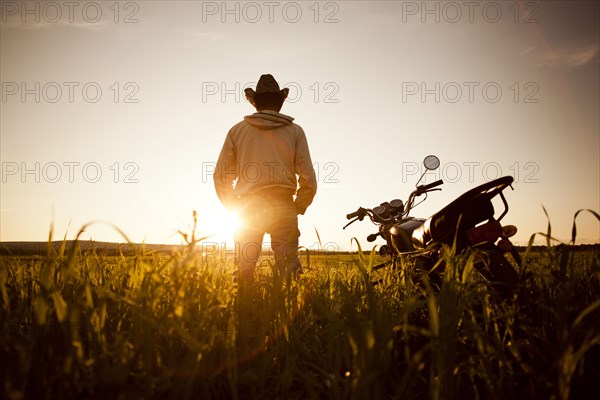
[213,132,238,210]
[294,129,317,215]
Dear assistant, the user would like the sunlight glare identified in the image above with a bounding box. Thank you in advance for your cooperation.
[198,208,241,245]
[224,210,241,239]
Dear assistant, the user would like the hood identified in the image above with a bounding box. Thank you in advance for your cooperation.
[243,110,294,129]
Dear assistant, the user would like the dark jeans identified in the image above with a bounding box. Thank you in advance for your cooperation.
[234,190,302,281]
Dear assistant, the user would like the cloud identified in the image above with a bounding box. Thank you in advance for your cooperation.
[560,45,600,68]
[527,43,600,70]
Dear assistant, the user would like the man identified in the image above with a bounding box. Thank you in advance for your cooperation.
[213,74,317,282]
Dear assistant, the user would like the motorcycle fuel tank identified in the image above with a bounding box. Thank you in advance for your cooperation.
[390,218,426,251]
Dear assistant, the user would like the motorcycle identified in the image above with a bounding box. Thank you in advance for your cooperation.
[343,155,521,293]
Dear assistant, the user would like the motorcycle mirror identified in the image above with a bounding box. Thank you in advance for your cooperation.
[423,155,440,170]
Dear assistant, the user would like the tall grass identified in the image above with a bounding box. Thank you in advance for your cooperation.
[0,220,598,399]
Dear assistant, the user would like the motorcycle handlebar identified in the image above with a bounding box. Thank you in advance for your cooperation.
[346,178,444,229]
[421,179,444,191]
[347,179,444,225]
[346,208,363,220]
[346,207,390,224]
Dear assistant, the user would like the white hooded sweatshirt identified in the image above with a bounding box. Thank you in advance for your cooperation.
[214,110,317,215]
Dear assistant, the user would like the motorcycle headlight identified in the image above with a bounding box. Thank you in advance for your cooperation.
[502,225,518,238]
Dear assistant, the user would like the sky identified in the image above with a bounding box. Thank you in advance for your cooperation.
[1,0,599,251]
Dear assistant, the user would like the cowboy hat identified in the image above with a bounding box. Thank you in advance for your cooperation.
[244,74,289,106]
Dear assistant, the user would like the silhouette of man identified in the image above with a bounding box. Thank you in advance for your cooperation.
[214,74,317,282]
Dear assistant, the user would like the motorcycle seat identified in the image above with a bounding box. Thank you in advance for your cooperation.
[412,176,513,249]
[414,196,495,249]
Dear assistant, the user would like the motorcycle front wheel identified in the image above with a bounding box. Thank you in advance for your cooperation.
[475,245,520,298]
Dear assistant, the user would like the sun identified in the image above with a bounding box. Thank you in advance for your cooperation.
[197,207,241,245]
[222,210,241,240]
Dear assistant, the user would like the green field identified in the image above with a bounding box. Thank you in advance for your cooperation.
[1,241,599,400]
